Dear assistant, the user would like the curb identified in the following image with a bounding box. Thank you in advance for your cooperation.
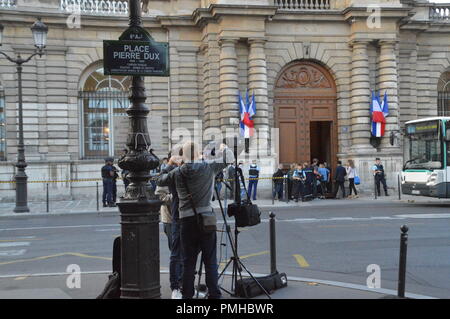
[0,270,437,299]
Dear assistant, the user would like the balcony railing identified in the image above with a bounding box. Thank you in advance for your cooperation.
[0,0,16,8]
[275,0,330,10]
[60,0,128,15]
[429,5,450,21]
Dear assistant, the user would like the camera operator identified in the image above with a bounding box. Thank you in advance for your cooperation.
[157,141,234,299]
[158,150,184,299]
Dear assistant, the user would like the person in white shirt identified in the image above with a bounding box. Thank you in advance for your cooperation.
[346,159,358,198]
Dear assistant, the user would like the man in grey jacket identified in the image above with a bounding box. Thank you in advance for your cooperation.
[157,141,234,299]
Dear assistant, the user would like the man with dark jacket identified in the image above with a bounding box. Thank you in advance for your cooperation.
[333,160,347,199]
[157,141,234,299]
[101,158,115,207]
[373,157,389,196]
[302,162,315,197]
[272,164,284,200]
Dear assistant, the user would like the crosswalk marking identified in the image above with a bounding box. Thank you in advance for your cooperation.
[0,249,27,257]
[0,242,30,248]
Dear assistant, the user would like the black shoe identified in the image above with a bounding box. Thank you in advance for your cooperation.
[108,203,116,207]
[385,193,389,196]
[103,203,107,208]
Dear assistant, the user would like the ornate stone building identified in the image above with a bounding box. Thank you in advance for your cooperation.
[1,0,450,200]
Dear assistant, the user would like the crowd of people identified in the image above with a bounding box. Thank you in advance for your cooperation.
[100,148,390,299]
[272,158,389,202]
[271,157,389,201]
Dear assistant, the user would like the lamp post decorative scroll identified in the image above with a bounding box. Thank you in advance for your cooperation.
[0,18,49,213]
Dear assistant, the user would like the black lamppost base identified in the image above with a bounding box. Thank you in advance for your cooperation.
[117,198,161,299]
[13,206,30,213]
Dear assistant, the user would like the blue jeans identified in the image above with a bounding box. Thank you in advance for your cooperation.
[248,180,258,200]
[180,216,221,299]
[102,178,113,204]
[170,219,183,291]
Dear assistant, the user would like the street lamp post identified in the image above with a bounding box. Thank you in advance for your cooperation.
[116,0,162,298]
[0,18,48,213]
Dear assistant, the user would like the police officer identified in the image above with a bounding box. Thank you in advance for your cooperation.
[248,160,260,201]
[302,162,315,197]
[101,158,115,207]
[111,160,119,203]
[373,157,389,196]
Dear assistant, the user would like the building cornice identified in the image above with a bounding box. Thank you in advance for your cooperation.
[193,4,278,28]
[342,5,411,22]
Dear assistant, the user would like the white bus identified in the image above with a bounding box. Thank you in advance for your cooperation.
[401,117,450,198]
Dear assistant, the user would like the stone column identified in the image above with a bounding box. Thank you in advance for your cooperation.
[350,40,372,152]
[219,38,239,134]
[248,38,270,158]
[378,40,399,148]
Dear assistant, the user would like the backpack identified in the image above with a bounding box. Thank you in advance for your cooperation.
[97,236,121,299]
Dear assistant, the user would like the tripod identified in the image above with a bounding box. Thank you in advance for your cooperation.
[215,161,271,298]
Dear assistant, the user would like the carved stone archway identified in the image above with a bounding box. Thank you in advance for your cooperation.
[274,60,338,169]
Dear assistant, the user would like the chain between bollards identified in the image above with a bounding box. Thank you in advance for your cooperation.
[398,224,409,298]
[269,212,277,274]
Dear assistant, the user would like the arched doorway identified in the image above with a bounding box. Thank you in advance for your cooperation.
[274,60,337,169]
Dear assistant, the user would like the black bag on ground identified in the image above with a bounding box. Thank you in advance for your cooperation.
[97,236,121,299]
[235,272,288,298]
[228,200,261,227]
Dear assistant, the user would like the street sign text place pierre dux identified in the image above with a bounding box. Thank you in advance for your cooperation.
[103,40,169,76]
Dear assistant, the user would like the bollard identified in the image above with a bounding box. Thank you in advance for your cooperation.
[271,179,275,205]
[374,177,378,200]
[398,225,409,298]
[96,182,99,212]
[46,183,49,213]
[284,177,288,203]
[398,173,401,200]
[269,212,277,274]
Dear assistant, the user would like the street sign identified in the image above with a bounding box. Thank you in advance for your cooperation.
[103,40,169,76]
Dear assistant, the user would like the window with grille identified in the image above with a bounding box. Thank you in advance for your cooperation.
[0,87,5,161]
[79,68,130,159]
[438,71,450,116]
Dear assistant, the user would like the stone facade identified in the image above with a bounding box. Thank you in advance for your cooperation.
[1,0,450,201]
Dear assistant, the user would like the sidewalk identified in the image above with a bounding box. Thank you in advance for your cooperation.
[1,194,449,217]
[0,270,427,299]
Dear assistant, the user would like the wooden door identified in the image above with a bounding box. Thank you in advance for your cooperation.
[274,61,337,168]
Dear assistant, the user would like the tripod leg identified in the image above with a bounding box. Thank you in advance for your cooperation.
[218,257,233,278]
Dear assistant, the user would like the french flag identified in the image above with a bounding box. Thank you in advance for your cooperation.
[371,91,388,137]
[239,91,255,138]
